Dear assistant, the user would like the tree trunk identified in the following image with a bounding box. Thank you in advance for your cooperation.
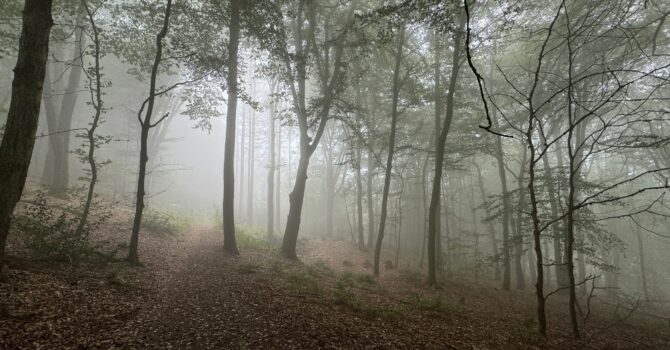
[541,150,566,288]
[475,163,500,280]
[355,127,365,250]
[428,16,463,285]
[128,0,173,265]
[281,155,309,259]
[267,82,277,241]
[0,0,54,277]
[222,0,241,254]
[514,142,528,289]
[492,113,512,290]
[636,226,649,302]
[373,26,404,277]
[247,91,255,223]
[366,148,375,249]
[77,0,103,235]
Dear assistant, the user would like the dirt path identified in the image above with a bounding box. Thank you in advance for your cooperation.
[3,227,668,349]
[132,228,451,349]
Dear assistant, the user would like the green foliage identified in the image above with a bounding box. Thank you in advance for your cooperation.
[409,293,447,312]
[306,259,335,277]
[285,272,322,295]
[14,192,108,262]
[236,224,273,250]
[238,262,261,274]
[141,207,190,235]
[519,318,539,339]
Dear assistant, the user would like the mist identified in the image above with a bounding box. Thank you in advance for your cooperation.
[1,0,669,348]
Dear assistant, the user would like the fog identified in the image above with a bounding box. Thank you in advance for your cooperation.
[1,0,669,347]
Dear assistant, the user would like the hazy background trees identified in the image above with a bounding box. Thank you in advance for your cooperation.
[0,0,669,337]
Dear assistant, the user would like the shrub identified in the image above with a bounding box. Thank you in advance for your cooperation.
[14,192,105,262]
[236,224,273,250]
[142,207,190,235]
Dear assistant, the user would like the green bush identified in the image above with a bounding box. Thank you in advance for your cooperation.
[236,224,273,250]
[142,207,189,235]
[15,192,104,262]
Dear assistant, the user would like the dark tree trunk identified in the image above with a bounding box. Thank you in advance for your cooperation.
[0,0,53,277]
[280,1,347,258]
[128,0,173,265]
[514,142,528,289]
[428,16,463,285]
[222,0,241,254]
[77,0,103,234]
[373,26,404,277]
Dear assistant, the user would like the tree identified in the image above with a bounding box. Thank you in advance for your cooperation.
[222,0,242,255]
[428,11,465,285]
[76,0,107,234]
[278,0,351,259]
[0,0,54,277]
[373,25,404,277]
[128,0,174,265]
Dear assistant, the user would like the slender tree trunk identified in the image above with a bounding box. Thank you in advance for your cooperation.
[475,163,500,280]
[428,16,463,285]
[77,0,103,234]
[247,91,255,223]
[222,0,241,254]
[636,226,649,301]
[366,147,375,249]
[238,107,245,218]
[514,142,528,289]
[419,151,430,267]
[355,132,365,250]
[373,27,404,276]
[0,0,54,277]
[267,82,277,241]
[276,121,281,232]
[541,151,565,287]
[128,0,173,265]
[492,113,512,290]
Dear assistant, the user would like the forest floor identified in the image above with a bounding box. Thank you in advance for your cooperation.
[1,207,669,349]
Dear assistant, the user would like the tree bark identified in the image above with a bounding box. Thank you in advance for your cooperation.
[77,0,103,235]
[128,0,173,264]
[267,81,277,241]
[428,15,464,285]
[373,26,404,277]
[222,0,241,254]
[0,0,54,277]
[366,147,375,250]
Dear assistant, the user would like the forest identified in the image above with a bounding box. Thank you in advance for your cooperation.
[1,0,669,348]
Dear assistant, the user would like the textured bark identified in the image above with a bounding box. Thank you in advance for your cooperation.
[280,1,348,259]
[0,0,54,276]
[373,27,404,277]
[222,0,241,255]
[428,16,463,285]
[128,0,173,265]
